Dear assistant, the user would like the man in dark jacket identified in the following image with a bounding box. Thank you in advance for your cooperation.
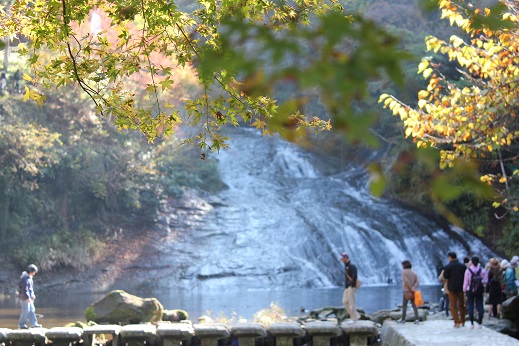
[443,252,467,327]
[18,264,42,329]
[340,253,360,322]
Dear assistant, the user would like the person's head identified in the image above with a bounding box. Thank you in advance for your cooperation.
[511,256,519,269]
[340,253,350,264]
[448,252,457,261]
[471,256,479,267]
[26,264,38,276]
[402,260,412,269]
[490,257,500,268]
[501,259,510,269]
[463,257,471,267]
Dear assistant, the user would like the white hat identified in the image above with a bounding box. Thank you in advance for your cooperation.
[501,259,510,268]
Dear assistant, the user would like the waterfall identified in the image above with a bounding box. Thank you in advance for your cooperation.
[156,128,495,290]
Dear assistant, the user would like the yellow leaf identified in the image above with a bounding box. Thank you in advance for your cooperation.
[423,68,433,79]
[418,90,429,99]
[417,60,429,74]
[499,177,507,183]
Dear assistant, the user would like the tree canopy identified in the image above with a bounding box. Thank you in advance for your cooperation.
[380,0,519,213]
[0,0,408,151]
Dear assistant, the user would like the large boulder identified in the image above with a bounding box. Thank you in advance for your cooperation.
[502,295,519,320]
[85,290,164,324]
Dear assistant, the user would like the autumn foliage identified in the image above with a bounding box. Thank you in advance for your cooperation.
[380,0,519,212]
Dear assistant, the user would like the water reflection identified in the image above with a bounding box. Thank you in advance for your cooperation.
[0,285,441,328]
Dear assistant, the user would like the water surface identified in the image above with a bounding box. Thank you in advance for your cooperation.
[0,285,441,328]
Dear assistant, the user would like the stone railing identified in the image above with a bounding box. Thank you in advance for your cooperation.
[0,320,378,346]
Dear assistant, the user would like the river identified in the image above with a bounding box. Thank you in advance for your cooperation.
[0,285,442,328]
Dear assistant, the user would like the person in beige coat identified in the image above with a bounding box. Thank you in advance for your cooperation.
[397,260,420,324]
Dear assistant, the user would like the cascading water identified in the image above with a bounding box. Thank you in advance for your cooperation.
[156,128,495,290]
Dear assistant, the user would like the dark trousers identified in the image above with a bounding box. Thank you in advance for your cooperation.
[466,291,484,325]
[448,291,466,325]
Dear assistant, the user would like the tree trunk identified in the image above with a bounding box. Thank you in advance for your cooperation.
[2,2,11,71]
[0,176,10,246]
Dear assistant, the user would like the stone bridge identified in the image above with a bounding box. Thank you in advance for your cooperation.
[1,319,518,346]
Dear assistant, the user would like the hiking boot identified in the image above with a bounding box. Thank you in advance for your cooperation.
[396,319,405,323]
[30,324,42,328]
[414,320,420,324]
[18,325,28,329]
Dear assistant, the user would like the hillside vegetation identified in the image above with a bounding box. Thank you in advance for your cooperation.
[0,0,517,273]
[0,86,225,271]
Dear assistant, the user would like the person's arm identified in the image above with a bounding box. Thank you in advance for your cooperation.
[463,269,470,292]
[21,278,31,301]
[350,264,358,287]
[413,273,420,291]
[505,269,515,293]
[443,266,450,280]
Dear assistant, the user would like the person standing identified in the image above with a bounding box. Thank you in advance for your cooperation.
[486,257,503,319]
[18,264,42,329]
[443,252,467,328]
[511,256,519,281]
[463,256,487,329]
[0,72,7,92]
[340,253,360,323]
[13,69,21,93]
[397,260,420,324]
[438,269,449,317]
[501,259,518,299]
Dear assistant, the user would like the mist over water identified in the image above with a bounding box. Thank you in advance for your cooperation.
[155,128,495,290]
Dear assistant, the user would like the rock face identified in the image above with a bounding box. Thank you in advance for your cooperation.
[85,290,163,324]
[502,295,519,320]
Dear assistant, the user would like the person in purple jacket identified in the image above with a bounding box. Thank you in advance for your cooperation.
[18,264,42,329]
[463,256,487,329]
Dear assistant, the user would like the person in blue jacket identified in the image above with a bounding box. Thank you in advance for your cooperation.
[501,259,518,300]
[18,264,42,329]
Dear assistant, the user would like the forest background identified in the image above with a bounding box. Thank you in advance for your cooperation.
[0,0,517,275]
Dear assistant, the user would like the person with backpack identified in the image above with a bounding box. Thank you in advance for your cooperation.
[18,264,42,329]
[463,256,487,329]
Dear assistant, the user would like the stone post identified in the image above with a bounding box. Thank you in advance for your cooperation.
[156,322,195,346]
[83,324,123,346]
[339,321,378,346]
[120,324,158,346]
[268,322,304,346]
[45,327,83,346]
[303,321,341,346]
[192,324,230,346]
[229,323,267,346]
[0,328,10,345]
[7,328,47,346]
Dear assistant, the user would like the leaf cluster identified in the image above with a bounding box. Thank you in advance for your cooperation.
[0,0,410,150]
[380,0,519,213]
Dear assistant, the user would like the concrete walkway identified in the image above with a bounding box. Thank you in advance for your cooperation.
[380,320,519,346]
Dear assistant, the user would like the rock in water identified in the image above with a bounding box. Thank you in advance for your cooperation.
[85,290,163,324]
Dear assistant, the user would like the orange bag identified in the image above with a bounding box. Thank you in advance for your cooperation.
[414,290,424,306]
